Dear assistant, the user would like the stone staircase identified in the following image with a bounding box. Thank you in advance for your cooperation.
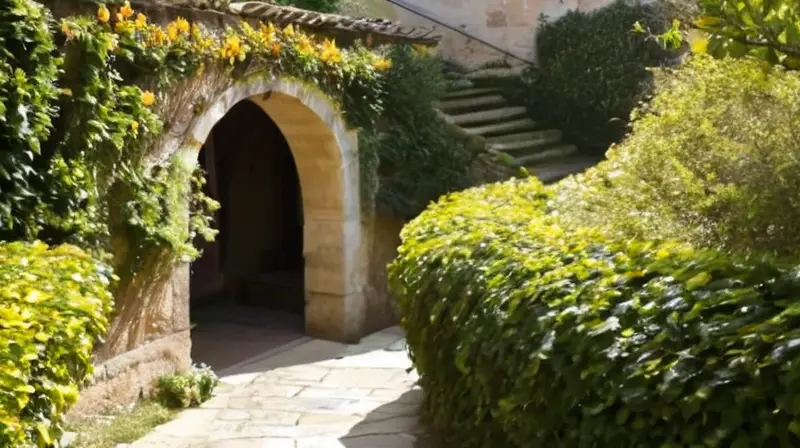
[436,70,601,184]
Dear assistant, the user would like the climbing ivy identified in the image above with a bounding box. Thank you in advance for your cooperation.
[0,1,389,270]
[362,45,474,219]
[0,0,61,241]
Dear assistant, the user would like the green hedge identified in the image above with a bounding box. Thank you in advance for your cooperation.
[0,242,114,447]
[519,0,673,152]
[390,177,800,447]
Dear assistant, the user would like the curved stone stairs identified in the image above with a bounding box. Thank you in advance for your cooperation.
[436,71,601,184]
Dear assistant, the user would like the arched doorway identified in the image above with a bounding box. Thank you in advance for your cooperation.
[182,78,368,370]
[190,100,304,313]
[189,99,306,370]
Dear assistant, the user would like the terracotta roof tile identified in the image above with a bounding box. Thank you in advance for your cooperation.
[166,0,441,45]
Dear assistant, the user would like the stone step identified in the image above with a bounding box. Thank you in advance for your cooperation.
[489,136,562,155]
[436,95,507,113]
[443,87,502,100]
[487,129,562,146]
[445,106,527,127]
[462,117,538,136]
[528,154,603,184]
[466,65,527,81]
[516,144,578,166]
[447,79,475,91]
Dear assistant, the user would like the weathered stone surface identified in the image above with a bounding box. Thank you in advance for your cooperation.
[388,0,616,69]
[129,327,434,447]
[69,330,191,418]
[363,214,404,335]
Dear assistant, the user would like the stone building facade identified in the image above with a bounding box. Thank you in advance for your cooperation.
[388,0,615,69]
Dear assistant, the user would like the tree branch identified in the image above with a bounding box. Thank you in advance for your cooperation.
[694,24,800,58]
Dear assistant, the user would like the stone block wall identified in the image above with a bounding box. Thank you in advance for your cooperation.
[389,0,615,69]
[363,214,406,335]
[70,265,193,416]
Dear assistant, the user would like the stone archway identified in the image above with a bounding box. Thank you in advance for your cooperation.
[186,77,367,343]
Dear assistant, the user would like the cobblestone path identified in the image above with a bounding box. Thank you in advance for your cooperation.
[130,327,436,448]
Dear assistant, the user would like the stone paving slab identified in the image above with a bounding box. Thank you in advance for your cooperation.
[129,327,435,448]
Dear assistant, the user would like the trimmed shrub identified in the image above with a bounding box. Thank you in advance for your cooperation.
[390,177,800,447]
[519,0,674,151]
[551,55,800,259]
[0,242,114,447]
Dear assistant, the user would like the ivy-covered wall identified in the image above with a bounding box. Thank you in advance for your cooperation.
[3,0,396,416]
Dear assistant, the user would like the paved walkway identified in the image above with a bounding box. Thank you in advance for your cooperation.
[131,327,436,448]
[191,305,305,372]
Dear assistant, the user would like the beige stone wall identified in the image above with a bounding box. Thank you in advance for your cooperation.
[70,261,193,416]
[389,0,614,69]
[363,214,406,334]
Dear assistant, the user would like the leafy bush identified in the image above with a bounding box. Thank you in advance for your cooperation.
[519,0,674,151]
[363,45,474,219]
[156,364,219,409]
[0,0,61,240]
[673,0,800,68]
[390,177,800,447]
[552,55,800,259]
[0,242,114,447]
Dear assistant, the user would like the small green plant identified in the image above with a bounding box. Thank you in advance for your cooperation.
[155,364,220,409]
[519,0,674,152]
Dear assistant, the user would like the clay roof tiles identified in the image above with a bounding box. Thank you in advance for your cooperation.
[165,0,441,46]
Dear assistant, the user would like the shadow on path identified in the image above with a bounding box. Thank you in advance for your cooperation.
[339,389,440,448]
[190,303,305,372]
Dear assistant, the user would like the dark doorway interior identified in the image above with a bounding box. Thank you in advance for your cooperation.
[189,100,305,371]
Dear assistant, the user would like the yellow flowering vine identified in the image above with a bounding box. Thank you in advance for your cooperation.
[79,0,389,135]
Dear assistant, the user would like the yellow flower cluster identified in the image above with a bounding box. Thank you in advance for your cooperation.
[295,35,315,57]
[166,17,191,41]
[141,91,156,107]
[219,35,245,64]
[319,39,341,64]
[373,58,392,72]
